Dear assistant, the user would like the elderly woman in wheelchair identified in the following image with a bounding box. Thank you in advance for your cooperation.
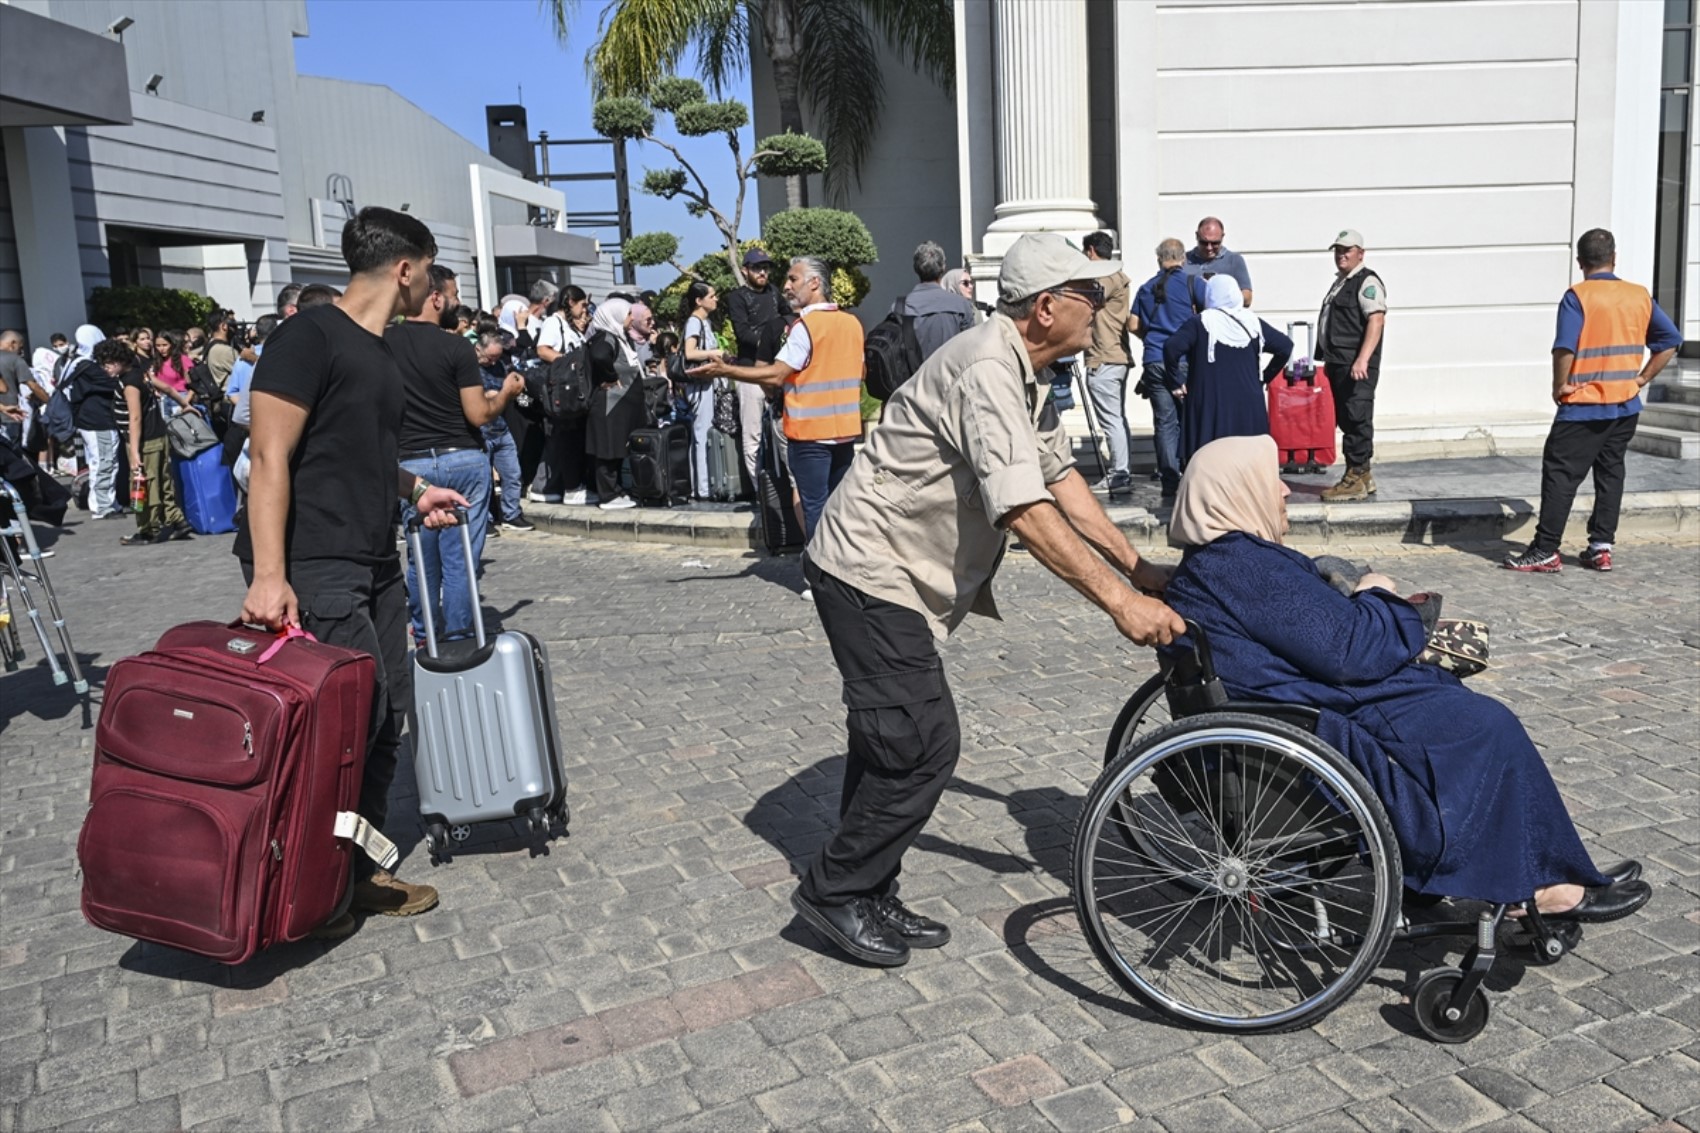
[1072,435,1650,1042]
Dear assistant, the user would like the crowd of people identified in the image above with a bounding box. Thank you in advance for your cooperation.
[0,206,1677,958]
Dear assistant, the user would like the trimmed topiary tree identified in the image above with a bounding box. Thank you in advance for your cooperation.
[595,77,828,283]
[761,208,878,308]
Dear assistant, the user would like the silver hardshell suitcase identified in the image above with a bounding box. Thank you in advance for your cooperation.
[406,514,568,864]
[705,427,746,501]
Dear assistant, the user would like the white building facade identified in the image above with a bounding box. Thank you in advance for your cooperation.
[755,0,1697,452]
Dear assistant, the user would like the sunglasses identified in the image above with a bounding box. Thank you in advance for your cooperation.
[1050,283,1107,311]
[1197,239,1223,248]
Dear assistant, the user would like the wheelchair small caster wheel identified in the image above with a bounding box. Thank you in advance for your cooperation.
[450,824,472,843]
[1411,967,1490,1044]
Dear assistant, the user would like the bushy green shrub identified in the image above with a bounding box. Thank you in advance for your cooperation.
[591,97,654,140]
[624,232,681,268]
[673,100,749,138]
[86,285,218,336]
[761,208,878,271]
[648,77,705,113]
[640,169,689,199]
[754,133,828,179]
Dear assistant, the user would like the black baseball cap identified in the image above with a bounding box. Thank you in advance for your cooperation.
[742,249,774,268]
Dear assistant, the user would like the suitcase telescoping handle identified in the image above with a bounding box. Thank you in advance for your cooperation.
[403,507,487,659]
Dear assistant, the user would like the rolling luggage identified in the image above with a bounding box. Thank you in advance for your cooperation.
[627,424,691,506]
[406,514,568,864]
[1268,321,1336,473]
[78,622,378,964]
[173,444,239,534]
[758,408,805,554]
[705,427,746,501]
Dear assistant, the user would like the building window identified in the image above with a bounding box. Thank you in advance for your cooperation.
[1654,0,1693,321]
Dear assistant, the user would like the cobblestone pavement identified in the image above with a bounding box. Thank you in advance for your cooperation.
[3,519,1697,1133]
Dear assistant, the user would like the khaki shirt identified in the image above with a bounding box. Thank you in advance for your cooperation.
[807,314,1076,639]
[1084,270,1131,368]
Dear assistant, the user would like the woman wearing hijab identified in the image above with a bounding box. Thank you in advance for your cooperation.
[1160,435,1650,920]
[1161,277,1292,466]
[585,297,646,510]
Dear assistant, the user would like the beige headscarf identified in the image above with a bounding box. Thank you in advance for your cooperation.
[1168,434,1286,548]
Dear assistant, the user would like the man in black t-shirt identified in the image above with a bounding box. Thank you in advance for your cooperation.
[238,207,468,936]
[388,264,523,643]
[724,250,793,486]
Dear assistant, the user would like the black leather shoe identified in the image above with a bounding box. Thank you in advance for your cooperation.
[1598,860,1642,885]
[168,521,194,541]
[790,890,909,967]
[1548,879,1652,924]
[876,894,950,949]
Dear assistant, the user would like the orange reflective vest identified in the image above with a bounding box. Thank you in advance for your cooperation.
[1564,279,1651,406]
[782,309,865,442]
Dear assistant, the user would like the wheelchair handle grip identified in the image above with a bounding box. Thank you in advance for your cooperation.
[1181,619,1218,684]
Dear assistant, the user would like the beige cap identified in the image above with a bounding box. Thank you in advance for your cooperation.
[1329,228,1365,250]
[998,233,1119,303]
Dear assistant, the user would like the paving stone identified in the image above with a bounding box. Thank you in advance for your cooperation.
[1033,1082,1135,1132]
[1502,1033,1628,1095]
[1521,1083,1654,1133]
[1391,1076,1508,1132]
[1105,1054,1226,1112]
[971,1054,1069,1109]
[280,1081,375,1132]
[1602,1051,1700,1117]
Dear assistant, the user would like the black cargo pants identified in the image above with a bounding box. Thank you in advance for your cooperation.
[1532,414,1639,553]
[1325,361,1379,469]
[243,555,412,879]
[798,559,961,906]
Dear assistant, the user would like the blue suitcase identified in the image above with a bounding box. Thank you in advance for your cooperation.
[172,446,238,534]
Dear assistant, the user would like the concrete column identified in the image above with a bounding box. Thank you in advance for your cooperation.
[984,0,1102,249]
[2,126,88,347]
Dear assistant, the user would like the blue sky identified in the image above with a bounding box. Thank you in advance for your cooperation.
[294,0,756,288]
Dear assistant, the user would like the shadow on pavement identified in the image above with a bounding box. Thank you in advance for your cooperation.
[0,652,101,731]
[670,552,807,598]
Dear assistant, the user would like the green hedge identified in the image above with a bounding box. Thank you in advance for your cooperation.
[86,285,218,335]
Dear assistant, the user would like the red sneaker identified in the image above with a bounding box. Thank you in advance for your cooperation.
[1579,546,1613,572]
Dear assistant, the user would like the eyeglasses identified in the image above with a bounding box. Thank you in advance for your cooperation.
[1050,283,1106,311]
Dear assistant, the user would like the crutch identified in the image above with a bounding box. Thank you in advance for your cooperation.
[0,480,87,693]
[1070,357,1114,480]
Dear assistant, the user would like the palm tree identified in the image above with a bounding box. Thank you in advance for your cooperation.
[543,0,953,207]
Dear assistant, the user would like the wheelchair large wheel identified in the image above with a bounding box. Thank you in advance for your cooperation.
[1103,673,1170,766]
[1072,713,1401,1033]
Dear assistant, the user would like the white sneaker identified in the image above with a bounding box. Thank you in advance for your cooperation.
[528,491,563,504]
[598,496,636,511]
[560,489,589,506]
[800,587,814,602]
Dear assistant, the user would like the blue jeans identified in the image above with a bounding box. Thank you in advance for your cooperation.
[1142,359,1184,493]
[486,431,522,521]
[401,447,490,644]
[1085,363,1131,476]
[788,439,856,542]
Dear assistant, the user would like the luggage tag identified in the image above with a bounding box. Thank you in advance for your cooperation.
[334,812,400,870]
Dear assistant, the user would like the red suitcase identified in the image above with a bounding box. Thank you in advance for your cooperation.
[79,622,377,964]
[1268,362,1337,473]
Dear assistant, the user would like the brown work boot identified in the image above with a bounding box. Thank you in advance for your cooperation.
[1321,465,1375,502]
[352,869,439,916]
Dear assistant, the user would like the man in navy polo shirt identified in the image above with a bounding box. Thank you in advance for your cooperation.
[1505,228,1680,574]
[1131,238,1208,501]
[1183,217,1253,307]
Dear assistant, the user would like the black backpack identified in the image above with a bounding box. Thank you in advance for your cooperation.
[186,358,230,437]
[863,299,922,402]
[544,343,592,420]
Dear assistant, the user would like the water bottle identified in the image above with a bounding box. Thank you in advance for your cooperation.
[131,469,147,513]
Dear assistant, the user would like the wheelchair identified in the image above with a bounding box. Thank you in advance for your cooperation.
[1071,623,1583,1043]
